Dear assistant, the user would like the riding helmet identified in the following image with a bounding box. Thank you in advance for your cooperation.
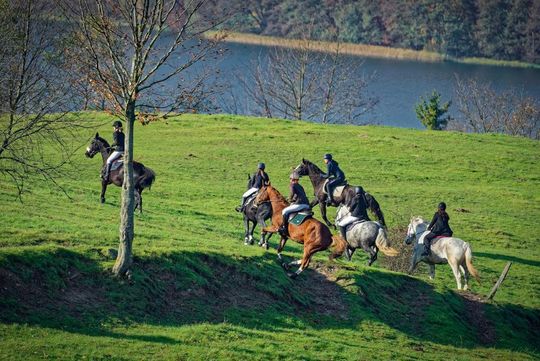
[323,153,332,160]
[438,202,447,210]
[113,120,123,128]
[258,162,265,170]
[290,172,300,180]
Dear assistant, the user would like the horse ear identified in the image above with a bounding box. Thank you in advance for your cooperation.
[247,173,251,180]
[95,132,99,138]
[302,158,306,163]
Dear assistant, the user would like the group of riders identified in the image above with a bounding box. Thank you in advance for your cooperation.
[235,154,453,257]
[101,119,453,257]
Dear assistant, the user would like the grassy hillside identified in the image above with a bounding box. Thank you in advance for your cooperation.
[0,112,539,360]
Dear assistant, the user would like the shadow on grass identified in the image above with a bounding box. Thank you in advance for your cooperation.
[475,251,540,268]
[0,247,538,356]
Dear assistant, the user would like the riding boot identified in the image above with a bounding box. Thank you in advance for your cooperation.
[278,215,289,237]
[339,226,348,242]
[102,164,111,181]
[421,239,431,257]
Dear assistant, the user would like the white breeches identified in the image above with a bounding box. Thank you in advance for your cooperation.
[242,187,259,200]
[106,151,123,165]
[337,215,359,227]
[282,204,310,216]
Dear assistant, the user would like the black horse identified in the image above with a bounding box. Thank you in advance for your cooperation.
[240,174,273,249]
[293,158,386,228]
[85,133,155,212]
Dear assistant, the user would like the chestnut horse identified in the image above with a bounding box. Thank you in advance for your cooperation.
[254,184,346,278]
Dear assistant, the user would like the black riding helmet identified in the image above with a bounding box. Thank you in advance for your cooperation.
[258,162,265,170]
[323,153,332,160]
[113,120,123,128]
[438,202,447,210]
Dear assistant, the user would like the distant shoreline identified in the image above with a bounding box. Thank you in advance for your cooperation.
[205,31,539,69]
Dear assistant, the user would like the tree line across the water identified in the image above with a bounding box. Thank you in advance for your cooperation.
[211,0,539,64]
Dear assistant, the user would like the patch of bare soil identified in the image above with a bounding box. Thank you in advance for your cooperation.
[461,292,496,345]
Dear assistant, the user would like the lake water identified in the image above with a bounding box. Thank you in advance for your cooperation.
[207,42,540,129]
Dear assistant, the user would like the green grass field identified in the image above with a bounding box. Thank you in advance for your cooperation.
[0,112,539,360]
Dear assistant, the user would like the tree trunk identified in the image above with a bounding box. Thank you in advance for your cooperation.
[112,100,136,276]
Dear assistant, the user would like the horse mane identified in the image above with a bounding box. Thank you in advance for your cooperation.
[303,159,324,174]
[268,185,289,204]
[96,136,110,148]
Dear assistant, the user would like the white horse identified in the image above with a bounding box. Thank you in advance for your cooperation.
[405,217,480,290]
[336,205,398,265]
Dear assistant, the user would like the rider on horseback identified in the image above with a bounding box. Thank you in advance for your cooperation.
[236,162,270,213]
[278,172,310,237]
[102,120,125,181]
[322,153,346,205]
[337,186,370,242]
[422,202,453,256]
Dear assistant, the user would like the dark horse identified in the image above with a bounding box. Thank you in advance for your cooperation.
[254,184,346,278]
[293,159,386,228]
[85,133,156,212]
[241,173,273,249]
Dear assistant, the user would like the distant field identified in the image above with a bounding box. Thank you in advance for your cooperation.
[0,112,539,360]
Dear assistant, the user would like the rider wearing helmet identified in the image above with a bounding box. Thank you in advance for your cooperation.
[278,172,310,237]
[336,186,370,242]
[422,202,453,256]
[102,120,125,181]
[322,153,346,205]
[236,162,270,212]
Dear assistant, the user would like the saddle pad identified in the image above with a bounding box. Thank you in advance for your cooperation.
[347,219,367,231]
[322,179,346,198]
[290,212,312,225]
[110,159,123,171]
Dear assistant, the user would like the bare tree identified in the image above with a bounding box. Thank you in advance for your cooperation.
[0,0,76,196]
[64,0,226,276]
[237,37,378,124]
[452,77,539,139]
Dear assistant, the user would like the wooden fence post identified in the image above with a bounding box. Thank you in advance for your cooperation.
[486,261,512,301]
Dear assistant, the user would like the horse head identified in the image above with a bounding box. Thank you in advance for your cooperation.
[405,217,426,245]
[85,133,111,159]
[254,184,270,206]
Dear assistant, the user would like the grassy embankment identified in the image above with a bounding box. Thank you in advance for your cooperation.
[208,31,540,69]
[0,112,539,360]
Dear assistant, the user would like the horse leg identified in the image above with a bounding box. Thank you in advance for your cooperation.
[367,246,378,266]
[408,251,420,274]
[257,217,267,247]
[449,262,463,290]
[100,181,107,204]
[460,263,469,290]
[243,216,251,245]
[277,236,288,268]
[428,264,435,280]
[319,202,333,228]
[137,188,143,213]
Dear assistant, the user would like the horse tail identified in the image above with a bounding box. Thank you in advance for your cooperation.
[330,234,347,259]
[465,243,481,284]
[375,227,399,257]
[138,165,156,190]
[366,193,386,228]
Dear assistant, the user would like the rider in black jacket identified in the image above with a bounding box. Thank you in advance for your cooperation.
[422,202,453,256]
[278,172,310,237]
[322,153,346,205]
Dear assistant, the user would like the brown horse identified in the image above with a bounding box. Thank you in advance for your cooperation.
[254,184,346,278]
[85,133,155,212]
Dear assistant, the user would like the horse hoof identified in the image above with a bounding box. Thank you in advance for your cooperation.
[100,198,105,204]
[265,243,269,250]
[287,272,297,279]
[281,262,290,270]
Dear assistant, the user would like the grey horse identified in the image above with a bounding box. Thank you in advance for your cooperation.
[335,205,398,265]
[405,216,480,290]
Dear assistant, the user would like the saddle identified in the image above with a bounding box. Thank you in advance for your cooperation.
[289,210,313,226]
[322,179,347,198]
[110,159,123,171]
[346,219,367,231]
[418,231,447,245]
